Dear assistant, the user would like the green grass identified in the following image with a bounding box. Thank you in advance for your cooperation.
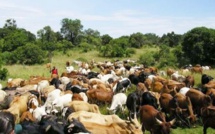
[2,48,215,134]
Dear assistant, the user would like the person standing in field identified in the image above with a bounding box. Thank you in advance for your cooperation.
[51,66,59,78]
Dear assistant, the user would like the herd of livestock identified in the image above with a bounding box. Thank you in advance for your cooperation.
[0,59,215,134]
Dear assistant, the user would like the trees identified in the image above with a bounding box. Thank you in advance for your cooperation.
[182,27,215,65]
[0,55,8,80]
[12,43,45,65]
[60,18,83,45]
[99,36,135,57]
[129,32,145,48]
[160,32,182,47]
[1,20,36,52]
[101,34,113,45]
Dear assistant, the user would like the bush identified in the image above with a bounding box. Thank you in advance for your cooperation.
[138,52,156,67]
[11,43,46,65]
[0,68,8,80]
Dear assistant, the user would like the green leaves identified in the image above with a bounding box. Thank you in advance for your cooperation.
[182,27,215,65]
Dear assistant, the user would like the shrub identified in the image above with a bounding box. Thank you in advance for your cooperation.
[0,68,8,80]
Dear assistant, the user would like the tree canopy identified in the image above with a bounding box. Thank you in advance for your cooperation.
[182,27,215,65]
[0,18,215,68]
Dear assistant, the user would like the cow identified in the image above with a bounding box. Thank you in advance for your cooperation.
[191,65,203,74]
[67,85,88,94]
[201,106,215,134]
[206,88,215,105]
[72,93,84,101]
[166,68,176,77]
[202,80,215,94]
[68,111,126,125]
[51,93,73,114]
[20,111,36,123]
[180,87,212,116]
[86,71,99,79]
[128,74,140,85]
[202,66,211,71]
[183,75,195,88]
[139,105,175,134]
[16,84,38,93]
[50,77,62,89]
[20,120,41,134]
[169,93,197,127]
[0,111,15,134]
[0,94,14,110]
[37,80,50,94]
[33,89,62,120]
[0,89,7,102]
[67,111,142,134]
[39,114,67,134]
[65,118,91,134]
[159,93,174,117]
[171,71,186,83]
[73,120,141,134]
[126,91,141,120]
[7,78,24,88]
[5,92,31,124]
[27,94,40,111]
[141,91,159,109]
[67,100,101,114]
[97,70,120,84]
[32,106,47,122]
[201,74,214,85]
[136,82,148,93]
[112,78,131,93]
[86,89,114,104]
[107,93,127,114]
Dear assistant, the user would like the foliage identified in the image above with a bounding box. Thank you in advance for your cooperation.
[139,45,178,68]
[129,32,145,48]
[1,18,215,69]
[144,33,160,45]
[172,44,190,67]
[79,42,94,52]
[160,31,183,47]
[60,18,83,45]
[11,43,46,65]
[60,39,74,54]
[138,52,156,67]
[0,54,8,80]
[98,36,134,57]
[0,68,8,80]
[1,28,36,52]
[155,45,178,68]
[182,27,215,66]
[101,34,113,45]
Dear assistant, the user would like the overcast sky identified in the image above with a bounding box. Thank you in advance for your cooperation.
[0,0,215,38]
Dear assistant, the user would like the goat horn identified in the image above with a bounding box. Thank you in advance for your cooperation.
[169,118,176,125]
[155,118,163,125]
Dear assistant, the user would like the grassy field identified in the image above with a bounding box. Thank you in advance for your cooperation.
[2,48,215,134]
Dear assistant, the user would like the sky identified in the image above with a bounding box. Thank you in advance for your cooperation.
[0,0,215,38]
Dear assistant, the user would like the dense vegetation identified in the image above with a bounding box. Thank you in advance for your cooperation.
[1,18,215,80]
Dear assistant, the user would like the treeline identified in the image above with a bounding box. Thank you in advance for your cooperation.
[1,18,215,80]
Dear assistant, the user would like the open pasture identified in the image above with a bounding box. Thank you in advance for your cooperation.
[1,49,215,134]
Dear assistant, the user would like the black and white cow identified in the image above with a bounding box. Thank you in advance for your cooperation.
[64,118,91,134]
[112,78,131,93]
